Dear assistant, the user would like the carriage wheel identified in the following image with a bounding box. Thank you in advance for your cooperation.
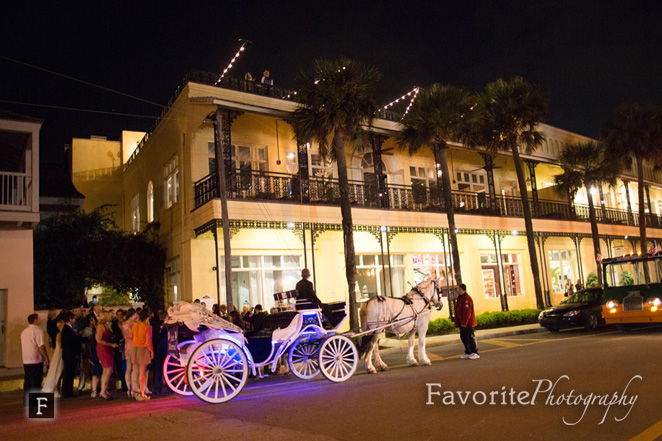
[288,336,321,380]
[163,353,193,396]
[318,335,358,383]
[186,339,248,404]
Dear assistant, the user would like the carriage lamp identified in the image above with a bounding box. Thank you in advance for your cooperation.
[607,300,619,309]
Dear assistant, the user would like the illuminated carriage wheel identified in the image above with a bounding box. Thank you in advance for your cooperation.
[186,339,249,404]
[163,352,193,396]
[288,336,321,380]
[318,335,358,383]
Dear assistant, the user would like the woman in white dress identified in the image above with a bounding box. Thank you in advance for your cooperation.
[42,321,64,396]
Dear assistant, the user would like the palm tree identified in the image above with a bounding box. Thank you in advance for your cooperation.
[477,77,549,309]
[604,104,662,268]
[554,141,624,285]
[291,57,381,330]
[399,84,478,287]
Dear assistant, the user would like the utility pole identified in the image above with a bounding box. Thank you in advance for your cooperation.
[210,107,234,312]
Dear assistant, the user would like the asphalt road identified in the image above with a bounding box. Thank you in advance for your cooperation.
[1,326,661,441]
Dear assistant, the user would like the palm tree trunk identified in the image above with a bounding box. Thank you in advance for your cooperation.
[511,144,544,309]
[637,157,650,283]
[586,181,603,285]
[437,145,462,285]
[334,129,359,330]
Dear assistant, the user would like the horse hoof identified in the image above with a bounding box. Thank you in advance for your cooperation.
[366,367,377,374]
[379,365,389,371]
[407,360,418,367]
[422,359,431,366]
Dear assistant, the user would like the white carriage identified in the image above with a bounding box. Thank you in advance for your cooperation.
[162,293,358,404]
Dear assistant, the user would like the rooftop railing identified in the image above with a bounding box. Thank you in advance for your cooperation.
[125,70,403,170]
[194,170,662,229]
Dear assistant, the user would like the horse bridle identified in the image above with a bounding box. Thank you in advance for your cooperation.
[411,281,443,312]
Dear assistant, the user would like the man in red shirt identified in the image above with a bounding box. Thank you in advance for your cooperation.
[454,283,479,359]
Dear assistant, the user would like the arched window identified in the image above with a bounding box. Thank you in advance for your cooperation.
[147,181,154,222]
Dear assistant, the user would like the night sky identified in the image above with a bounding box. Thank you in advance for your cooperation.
[1,1,661,164]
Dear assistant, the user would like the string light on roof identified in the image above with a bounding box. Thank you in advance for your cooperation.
[380,87,420,117]
[401,87,420,119]
[215,42,247,85]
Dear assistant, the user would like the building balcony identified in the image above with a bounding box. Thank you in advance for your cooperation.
[194,170,662,229]
[0,171,32,211]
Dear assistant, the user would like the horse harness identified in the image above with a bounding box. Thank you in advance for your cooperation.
[372,284,439,329]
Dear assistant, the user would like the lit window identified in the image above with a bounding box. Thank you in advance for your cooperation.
[164,157,179,208]
[131,194,140,232]
[147,181,154,222]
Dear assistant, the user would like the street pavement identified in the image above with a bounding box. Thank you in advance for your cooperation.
[1,324,661,441]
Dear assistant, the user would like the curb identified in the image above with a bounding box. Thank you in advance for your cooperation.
[377,326,547,355]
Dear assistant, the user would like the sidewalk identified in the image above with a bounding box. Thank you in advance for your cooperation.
[378,323,546,354]
[0,324,547,392]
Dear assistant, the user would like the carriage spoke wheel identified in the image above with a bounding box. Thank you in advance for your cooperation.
[318,335,358,383]
[186,339,248,404]
[288,336,321,380]
[163,352,193,396]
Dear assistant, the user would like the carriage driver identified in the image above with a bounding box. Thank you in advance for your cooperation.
[295,269,337,327]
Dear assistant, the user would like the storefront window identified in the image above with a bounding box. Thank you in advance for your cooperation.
[221,255,301,310]
[480,253,523,299]
[356,254,406,301]
[547,250,575,293]
[412,253,452,296]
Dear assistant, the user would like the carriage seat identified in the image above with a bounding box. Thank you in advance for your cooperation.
[295,298,315,310]
[245,312,302,363]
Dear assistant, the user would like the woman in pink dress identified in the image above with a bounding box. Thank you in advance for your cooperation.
[96,311,118,400]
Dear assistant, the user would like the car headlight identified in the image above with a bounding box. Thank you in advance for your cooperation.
[563,310,580,317]
[538,311,546,320]
[647,298,661,307]
[607,300,619,309]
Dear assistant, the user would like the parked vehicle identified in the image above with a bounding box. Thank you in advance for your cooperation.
[538,287,604,332]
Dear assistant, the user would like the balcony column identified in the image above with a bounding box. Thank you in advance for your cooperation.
[296,139,310,202]
[370,133,388,208]
[623,180,634,225]
[524,160,540,217]
[479,153,498,213]
[645,185,656,227]
[598,185,607,222]
[433,144,445,212]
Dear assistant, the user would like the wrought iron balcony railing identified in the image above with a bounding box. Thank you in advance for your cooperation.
[194,170,662,228]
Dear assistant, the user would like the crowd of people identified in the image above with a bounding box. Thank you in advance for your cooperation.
[21,304,168,405]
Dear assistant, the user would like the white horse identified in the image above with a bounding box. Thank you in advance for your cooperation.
[359,278,443,373]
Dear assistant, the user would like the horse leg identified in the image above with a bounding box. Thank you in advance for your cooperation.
[363,333,379,374]
[371,335,389,371]
[406,331,418,366]
[418,323,431,366]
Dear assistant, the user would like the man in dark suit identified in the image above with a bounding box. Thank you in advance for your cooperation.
[295,269,336,326]
[248,304,268,332]
[60,312,81,398]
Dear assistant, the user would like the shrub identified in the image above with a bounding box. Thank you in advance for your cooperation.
[427,317,456,334]
[586,272,599,288]
[427,308,543,334]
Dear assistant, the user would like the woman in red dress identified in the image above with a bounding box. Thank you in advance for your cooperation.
[96,311,118,400]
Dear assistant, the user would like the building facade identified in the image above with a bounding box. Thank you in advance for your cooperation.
[72,71,662,323]
[0,111,41,368]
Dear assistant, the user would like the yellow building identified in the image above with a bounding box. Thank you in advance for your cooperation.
[0,111,41,368]
[72,71,662,322]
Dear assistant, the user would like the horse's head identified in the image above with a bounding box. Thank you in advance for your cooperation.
[414,279,443,311]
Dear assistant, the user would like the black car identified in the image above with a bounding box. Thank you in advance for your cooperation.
[538,287,605,332]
